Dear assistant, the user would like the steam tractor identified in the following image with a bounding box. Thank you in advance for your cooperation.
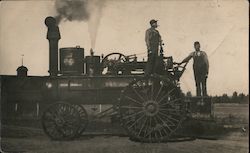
[0,17,212,143]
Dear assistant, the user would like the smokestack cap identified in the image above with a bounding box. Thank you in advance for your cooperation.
[45,16,56,27]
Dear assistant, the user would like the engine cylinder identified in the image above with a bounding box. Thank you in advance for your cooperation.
[85,56,101,76]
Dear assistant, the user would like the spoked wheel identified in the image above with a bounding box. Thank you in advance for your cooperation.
[119,75,185,143]
[101,53,128,74]
[73,104,89,137]
[41,102,81,140]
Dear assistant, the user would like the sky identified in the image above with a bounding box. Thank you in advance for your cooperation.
[0,0,249,96]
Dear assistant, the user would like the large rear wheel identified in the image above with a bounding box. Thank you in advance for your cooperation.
[119,75,185,142]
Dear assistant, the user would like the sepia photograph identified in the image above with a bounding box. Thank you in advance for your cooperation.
[0,0,249,152]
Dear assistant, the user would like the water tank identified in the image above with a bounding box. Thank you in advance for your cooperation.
[85,56,101,75]
[59,47,84,75]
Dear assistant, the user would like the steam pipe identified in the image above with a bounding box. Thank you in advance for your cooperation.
[45,16,61,76]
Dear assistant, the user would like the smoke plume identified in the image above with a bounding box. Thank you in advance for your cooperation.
[54,0,106,49]
[55,0,90,23]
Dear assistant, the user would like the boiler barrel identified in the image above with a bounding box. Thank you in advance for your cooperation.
[85,56,101,75]
[59,47,84,75]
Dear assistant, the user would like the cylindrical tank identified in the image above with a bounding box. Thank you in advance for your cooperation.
[85,56,101,75]
[59,47,84,75]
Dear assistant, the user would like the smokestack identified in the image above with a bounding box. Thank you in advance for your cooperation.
[45,16,61,76]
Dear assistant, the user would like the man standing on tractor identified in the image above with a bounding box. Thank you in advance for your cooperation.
[179,41,209,96]
[145,19,162,75]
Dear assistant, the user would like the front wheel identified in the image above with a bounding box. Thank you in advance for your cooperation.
[72,104,89,137]
[41,102,81,140]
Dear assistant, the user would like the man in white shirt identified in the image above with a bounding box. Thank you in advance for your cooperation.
[179,41,209,96]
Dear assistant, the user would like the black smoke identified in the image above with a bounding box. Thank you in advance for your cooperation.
[55,0,90,23]
[54,0,106,49]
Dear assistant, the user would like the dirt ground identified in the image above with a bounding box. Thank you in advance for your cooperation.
[1,103,249,153]
[1,127,249,153]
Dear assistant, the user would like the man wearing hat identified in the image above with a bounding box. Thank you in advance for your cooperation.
[145,19,162,75]
[179,41,209,96]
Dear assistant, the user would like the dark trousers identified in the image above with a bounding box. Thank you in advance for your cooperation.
[195,74,207,96]
[145,53,157,75]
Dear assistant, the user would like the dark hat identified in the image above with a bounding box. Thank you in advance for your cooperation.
[150,19,158,25]
[194,41,200,45]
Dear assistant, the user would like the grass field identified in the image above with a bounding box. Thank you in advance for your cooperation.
[213,103,249,127]
[213,103,249,118]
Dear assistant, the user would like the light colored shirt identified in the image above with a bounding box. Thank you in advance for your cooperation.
[182,51,209,73]
[145,27,162,52]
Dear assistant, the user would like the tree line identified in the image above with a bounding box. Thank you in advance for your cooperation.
[185,91,249,103]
